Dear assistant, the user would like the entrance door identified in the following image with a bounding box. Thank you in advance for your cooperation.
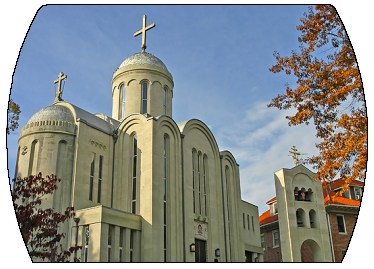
[195,239,206,262]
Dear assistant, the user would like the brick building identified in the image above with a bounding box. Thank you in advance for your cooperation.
[259,165,363,262]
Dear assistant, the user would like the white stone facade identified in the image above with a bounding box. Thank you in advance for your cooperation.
[15,50,262,262]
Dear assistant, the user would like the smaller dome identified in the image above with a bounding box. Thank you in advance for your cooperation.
[27,104,75,125]
[118,51,168,71]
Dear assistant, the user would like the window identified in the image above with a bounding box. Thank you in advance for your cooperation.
[272,230,279,248]
[260,234,265,249]
[84,225,90,262]
[337,215,346,233]
[163,87,167,115]
[89,153,95,201]
[243,213,246,229]
[130,230,135,262]
[131,135,138,214]
[354,187,362,200]
[141,82,148,114]
[120,85,126,119]
[197,152,202,215]
[252,216,254,232]
[97,155,103,203]
[202,155,208,216]
[108,225,113,262]
[163,135,168,261]
[247,214,250,230]
[119,228,125,262]
[192,150,196,213]
[271,202,278,215]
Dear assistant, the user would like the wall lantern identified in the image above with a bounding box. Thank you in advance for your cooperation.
[190,243,195,252]
[215,248,220,257]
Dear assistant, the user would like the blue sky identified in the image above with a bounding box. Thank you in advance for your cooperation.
[2,1,372,265]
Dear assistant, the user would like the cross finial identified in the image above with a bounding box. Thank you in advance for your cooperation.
[289,146,301,165]
[54,72,67,102]
[133,15,156,52]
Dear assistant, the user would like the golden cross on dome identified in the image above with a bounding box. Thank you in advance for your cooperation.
[133,15,156,52]
[54,72,67,102]
[289,146,301,165]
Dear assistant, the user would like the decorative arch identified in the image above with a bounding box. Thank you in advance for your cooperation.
[28,139,40,176]
[300,239,322,262]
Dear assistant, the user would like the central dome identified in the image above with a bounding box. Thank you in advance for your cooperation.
[118,51,168,71]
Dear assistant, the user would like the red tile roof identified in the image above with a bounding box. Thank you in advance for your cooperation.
[324,194,361,206]
[259,209,278,226]
[327,178,364,191]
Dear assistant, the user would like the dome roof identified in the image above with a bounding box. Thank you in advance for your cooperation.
[27,104,75,124]
[118,51,168,71]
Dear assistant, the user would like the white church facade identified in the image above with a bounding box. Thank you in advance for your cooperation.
[14,16,263,262]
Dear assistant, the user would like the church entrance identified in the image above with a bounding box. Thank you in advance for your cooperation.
[195,239,207,262]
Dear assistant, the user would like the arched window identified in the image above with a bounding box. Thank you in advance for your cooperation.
[120,84,126,119]
[28,140,40,176]
[203,155,208,216]
[141,82,148,114]
[163,87,167,115]
[131,135,138,213]
[197,152,202,215]
[192,149,197,213]
[163,135,169,261]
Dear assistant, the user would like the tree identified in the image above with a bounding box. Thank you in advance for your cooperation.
[12,173,81,262]
[268,5,367,192]
[7,99,21,134]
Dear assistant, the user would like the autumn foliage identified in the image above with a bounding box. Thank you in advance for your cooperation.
[7,99,21,135]
[268,5,367,191]
[12,173,81,262]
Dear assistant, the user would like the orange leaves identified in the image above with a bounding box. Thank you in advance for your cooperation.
[7,99,21,135]
[268,5,367,188]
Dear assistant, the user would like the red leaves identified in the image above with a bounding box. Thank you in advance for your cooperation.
[268,5,367,187]
[12,173,80,262]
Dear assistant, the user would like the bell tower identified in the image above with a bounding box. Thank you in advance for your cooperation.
[111,15,174,120]
[274,164,333,262]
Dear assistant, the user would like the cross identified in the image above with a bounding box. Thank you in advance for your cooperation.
[54,72,67,102]
[289,146,301,165]
[133,15,156,52]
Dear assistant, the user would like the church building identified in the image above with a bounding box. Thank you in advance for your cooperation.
[14,15,263,262]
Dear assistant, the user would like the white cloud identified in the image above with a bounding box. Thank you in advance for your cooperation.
[214,99,320,214]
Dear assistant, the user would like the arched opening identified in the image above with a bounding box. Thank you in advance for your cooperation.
[300,239,322,262]
[296,208,306,227]
[309,209,318,228]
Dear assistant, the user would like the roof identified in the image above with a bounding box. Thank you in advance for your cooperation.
[259,209,278,226]
[118,51,168,71]
[27,104,75,124]
[324,193,361,206]
[266,197,277,205]
[327,178,364,191]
